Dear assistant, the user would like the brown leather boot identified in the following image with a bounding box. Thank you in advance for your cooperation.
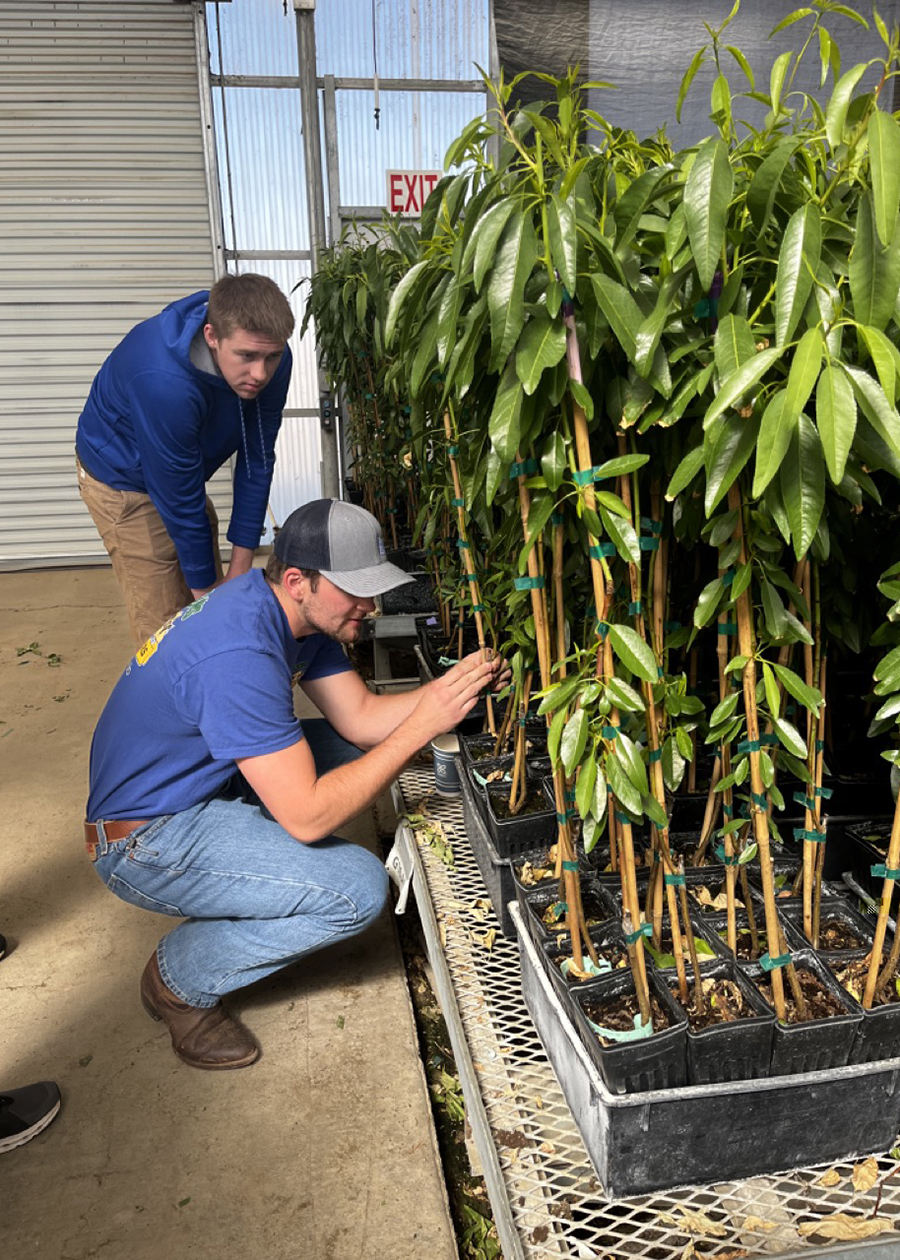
[140,951,260,1070]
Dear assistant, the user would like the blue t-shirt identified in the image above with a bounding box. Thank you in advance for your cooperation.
[86,570,352,820]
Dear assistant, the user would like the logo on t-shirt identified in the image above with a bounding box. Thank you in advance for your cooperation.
[291,662,308,686]
[134,596,210,667]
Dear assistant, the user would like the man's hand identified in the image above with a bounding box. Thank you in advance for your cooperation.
[408,650,505,744]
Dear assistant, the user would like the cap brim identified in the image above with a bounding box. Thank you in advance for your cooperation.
[321,562,416,598]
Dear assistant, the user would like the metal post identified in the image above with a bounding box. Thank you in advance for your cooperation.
[294,0,340,499]
[193,1,227,279]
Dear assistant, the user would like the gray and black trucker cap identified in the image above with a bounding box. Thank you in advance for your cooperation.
[274,499,415,598]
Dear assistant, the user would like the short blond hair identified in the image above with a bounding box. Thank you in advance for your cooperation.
[207,273,295,342]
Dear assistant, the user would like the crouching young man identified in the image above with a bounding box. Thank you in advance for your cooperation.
[83,499,506,1069]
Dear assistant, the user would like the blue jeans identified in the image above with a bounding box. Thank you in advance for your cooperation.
[90,720,389,1007]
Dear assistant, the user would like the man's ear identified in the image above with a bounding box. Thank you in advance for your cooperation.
[203,323,219,352]
[281,567,308,601]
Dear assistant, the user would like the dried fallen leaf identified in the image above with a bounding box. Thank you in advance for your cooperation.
[534,1095,544,1110]
[815,1168,842,1187]
[657,1209,726,1238]
[798,1213,895,1241]
[539,1141,556,1154]
[740,1215,780,1233]
[852,1157,880,1193]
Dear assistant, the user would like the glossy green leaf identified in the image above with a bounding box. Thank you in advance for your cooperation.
[816,364,856,483]
[780,414,825,559]
[850,191,900,332]
[606,754,642,816]
[762,660,781,720]
[677,47,706,123]
[746,137,797,237]
[590,273,641,360]
[761,579,788,638]
[594,453,650,480]
[869,111,900,246]
[825,62,868,149]
[704,345,784,429]
[514,311,567,396]
[615,730,649,796]
[546,193,578,294]
[785,327,823,418]
[488,210,538,369]
[666,445,705,501]
[384,260,429,347]
[561,709,588,776]
[772,716,808,759]
[769,50,792,115]
[436,274,462,368]
[598,504,640,566]
[468,198,517,291]
[591,765,608,824]
[844,365,900,461]
[770,661,823,713]
[752,390,797,497]
[662,735,687,793]
[860,325,900,403]
[709,691,740,726]
[409,309,440,398]
[607,676,645,712]
[541,432,567,491]
[575,753,597,819]
[548,708,567,767]
[704,411,760,513]
[715,314,757,381]
[694,576,725,628]
[609,624,659,683]
[775,204,821,346]
[487,363,525,463]
[635,272,682,377]
[684,137,733,292]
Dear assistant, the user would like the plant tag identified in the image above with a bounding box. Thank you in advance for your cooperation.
[384,839,414,915]
[587,1013,654,1043]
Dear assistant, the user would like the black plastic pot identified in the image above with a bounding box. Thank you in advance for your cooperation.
[706,907,785,965]
[381,571,436,616]
[570,967,688,1095]
[845,817,897,904]
[539,921,630,1004]
[670,958,775,1085]
[485,779,556,859]
[456,755,516,938]
[779,898,875,960]
[642,905,730,978]
[746,949,862,1077]
[519,879,615,944]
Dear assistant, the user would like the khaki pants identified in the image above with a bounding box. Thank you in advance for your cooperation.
[76,456,224,647]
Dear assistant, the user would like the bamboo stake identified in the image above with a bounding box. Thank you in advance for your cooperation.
[867,793,900,1005]
[442,410,495,734]
[716,601,738,954]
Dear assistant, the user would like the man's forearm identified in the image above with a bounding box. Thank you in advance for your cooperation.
[295,715,428,839]
[225,545,255,579]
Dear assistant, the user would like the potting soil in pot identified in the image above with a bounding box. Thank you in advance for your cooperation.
[757,968,846,1023]
[555,942,628,982]
[672,977,752,1031]
[514,847,558,889]
[717,923,770,961]
[582,991,670,1043]
[491,786,551,819]
[688,880,744,913]
[534,889,609,934]
[815,917,869,952]
[831,957,900,1007]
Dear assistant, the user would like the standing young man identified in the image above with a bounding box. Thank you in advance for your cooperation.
[84,499,507,1070]
[75,273,294,645]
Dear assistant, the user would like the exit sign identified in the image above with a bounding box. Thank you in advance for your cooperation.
[387,170,441,217]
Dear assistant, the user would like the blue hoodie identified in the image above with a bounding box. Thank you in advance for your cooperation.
[76,291,293,590]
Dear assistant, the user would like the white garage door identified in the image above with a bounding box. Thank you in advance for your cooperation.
[0,0,229,568]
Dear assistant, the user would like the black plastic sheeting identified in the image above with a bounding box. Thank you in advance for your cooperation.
[494,0,900,147]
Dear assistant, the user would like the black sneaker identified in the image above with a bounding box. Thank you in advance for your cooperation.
[0,933,6,961]
[0,1082,61,1153]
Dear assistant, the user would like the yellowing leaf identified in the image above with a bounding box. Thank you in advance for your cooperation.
[741,1215,780,1233]
[815,1168,842,1187]
[852,1157,880,1192]
[798,1213,895,1241]
[658,1208,727,1237]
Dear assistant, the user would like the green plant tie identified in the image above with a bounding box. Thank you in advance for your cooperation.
[566,789,576,803]
[718,622,738,635]
[594,620,610,638]
[794,793,817,811]
[572,466,610,486]
[365,392,373,399]
[722,569,735,586]
[628,600,643,615]
[550,512,564,526]
[549,901,568,920]
[456,539,469,549]
[587,1013,654,1042]
[664,620,682,632]
[639,537,660,551]
[737,739,761,753]
[648,749,662,763]
[872,864,900,879]
[816,786,833,799]
[471,603,485,613]
[562,860,579,872]
[589,543,616,559]
[693,294,720,321]
[615,810,632,826]
[602,725,619,740]
[759,952,791,972]
[794,828,827,844]
[557,810,577,824]
[562,956,610,979]
[723,804,734,819]
[715,844,740,865]
[760,734,780,747]
[816,739,825,752]
[451,497,465,507]
[430,371,445,383]
[640,517,662,535]
[437,656,460,666]
[509,459,538,479]
[374,490,383,499]
[402,406,411,415]
[447,445,459,456]
[624,922,653,945]
[664,873,686,886]
[751,792,767,808]
[465,573,478,582]
[650,849,661,864]
[514,576,545,590]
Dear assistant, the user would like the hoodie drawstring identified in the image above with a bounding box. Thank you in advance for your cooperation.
[237,397,269,479]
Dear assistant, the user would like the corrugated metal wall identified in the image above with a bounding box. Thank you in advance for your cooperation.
[0,0,225,568]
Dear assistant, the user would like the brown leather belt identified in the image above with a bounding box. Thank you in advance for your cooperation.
[84,819,150,860]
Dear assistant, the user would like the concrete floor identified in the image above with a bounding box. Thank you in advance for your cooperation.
[0,567,457,1259]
